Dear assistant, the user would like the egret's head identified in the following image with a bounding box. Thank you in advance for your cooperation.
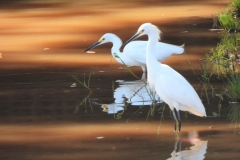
[84,33,114,52]
[124,23,161,46]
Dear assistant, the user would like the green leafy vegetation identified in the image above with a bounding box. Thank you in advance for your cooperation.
[225,74,240,128]
[218,12,239,31]
[72,73,92,90]
[228,104,240,130]
[202,32,239,79]
[72,73,92,113]
[226,73,240,101]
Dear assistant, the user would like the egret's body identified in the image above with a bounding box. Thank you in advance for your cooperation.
[125,23,206,132]
[84,33,184,73]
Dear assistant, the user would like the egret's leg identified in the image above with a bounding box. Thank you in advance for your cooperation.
[141,65,146,73]
[141,66,146,79]
[171,109,178,132]
[141,72,146,79]
[176,110,181,132]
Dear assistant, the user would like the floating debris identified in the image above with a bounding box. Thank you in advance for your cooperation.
[208,125,214,129]
[86,51,95,54]
[209,29,224,31]
[95,136,104,139]
[181,31,188,33]
[70,83,77,87]
[43,48,50,50]
[229,101,240,104]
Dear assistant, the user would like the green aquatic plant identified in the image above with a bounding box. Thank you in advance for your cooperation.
[228,103,240,130]
[226,73,240,129]
[72,73,93,113]
[220,32,238,52]
[216,93,224,117]
[126,107,142,122]
[228,0,240,18]
[199,59,219,106]
[218,12,239,31]
[72,73,92,90]
[204,34,239,78]
[199,57,214,84]
[232,0,240,9]
[200,50,226,81]
[226,73,240,101]
[74,92,92,113]
[200,82,215,104]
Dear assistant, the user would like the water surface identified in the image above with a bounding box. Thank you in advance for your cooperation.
[1,0,240,159]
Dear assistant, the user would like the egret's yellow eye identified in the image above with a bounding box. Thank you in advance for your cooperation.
[138,30,144,34]
[99,38,105,42]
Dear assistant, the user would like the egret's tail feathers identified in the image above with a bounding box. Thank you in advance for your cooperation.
[173,46,184,54]
[186,106,206,117]
[171,43,185,54]
[196,111,206,117]
[168,43,185,55]
[188,110,206,117]
[180,43,185,48]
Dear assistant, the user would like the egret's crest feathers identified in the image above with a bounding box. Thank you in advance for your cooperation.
[139,23,162,41]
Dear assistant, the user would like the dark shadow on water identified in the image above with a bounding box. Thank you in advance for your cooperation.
[0,0,67,10]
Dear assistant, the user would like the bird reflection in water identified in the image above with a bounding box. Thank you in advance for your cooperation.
[167,131,208,160]
[98,79,163,114]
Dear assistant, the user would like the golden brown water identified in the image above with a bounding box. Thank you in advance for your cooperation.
[1,0,240,160]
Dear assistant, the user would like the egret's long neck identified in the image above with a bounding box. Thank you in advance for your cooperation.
[110,36,123,64]
[146,33,161,68]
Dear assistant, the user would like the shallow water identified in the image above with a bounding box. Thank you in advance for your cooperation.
[1,0,240,160]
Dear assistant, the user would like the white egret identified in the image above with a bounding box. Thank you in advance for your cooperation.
[84,33,184,76]
[125,23,206,132]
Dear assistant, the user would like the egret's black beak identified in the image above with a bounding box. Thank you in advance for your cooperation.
[124,33,141,46]
[84,41,101,52]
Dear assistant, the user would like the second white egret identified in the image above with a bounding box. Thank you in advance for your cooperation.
[84,33,184,76]
[125,23,206,132]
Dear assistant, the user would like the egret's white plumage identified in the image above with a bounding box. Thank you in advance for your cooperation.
[84,33,184,74]
[125,23,206,132]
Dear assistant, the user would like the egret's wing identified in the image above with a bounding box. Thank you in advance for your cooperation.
[124,41,184,64]
[157,68,204,115]
[154,42,184,62]
[123,41,148,64]
[158,73,190,103]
